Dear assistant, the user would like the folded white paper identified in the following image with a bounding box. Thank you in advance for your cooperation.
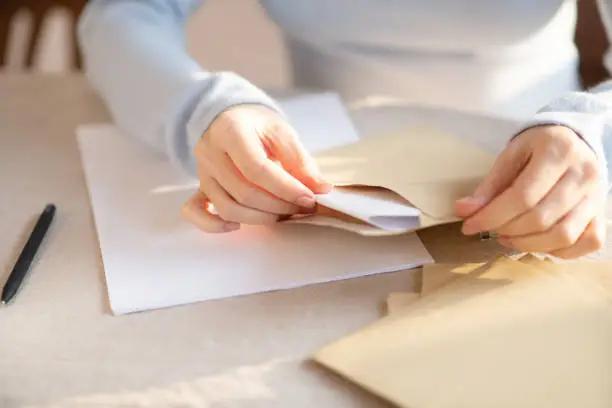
[315,187,421,231]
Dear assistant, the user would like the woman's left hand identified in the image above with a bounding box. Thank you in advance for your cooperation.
[456,125,607,259]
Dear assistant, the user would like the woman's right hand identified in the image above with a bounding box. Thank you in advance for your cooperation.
[181,104,332,233]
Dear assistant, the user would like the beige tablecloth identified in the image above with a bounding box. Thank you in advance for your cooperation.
[0,74,609,408]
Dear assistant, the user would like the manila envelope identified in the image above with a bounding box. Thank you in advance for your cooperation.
[313,259,612,408]
[382,255,549,320]
[284,126,496,236]
[420,253,553,295]
[385,254,555,316]
[384,262,485,316]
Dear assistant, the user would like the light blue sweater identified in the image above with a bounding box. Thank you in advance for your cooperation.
[78,0,612,188]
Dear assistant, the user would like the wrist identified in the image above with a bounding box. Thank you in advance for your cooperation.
[186,72,283,148]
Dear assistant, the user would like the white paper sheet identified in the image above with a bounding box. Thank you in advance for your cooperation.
[279,92,361,153]
[77,94,433,315]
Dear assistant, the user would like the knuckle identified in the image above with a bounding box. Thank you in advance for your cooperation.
[529,210,550,231]
[267,116,293,135]
[207,114,241,144]
[588,223,606,251]
[581,160,600,183]
[513,187,539,211]
[267,120,287,136]
[555,222,580,247]
[551,133,575,160]
[537,129,575,162]
[538,127,557,143]
[587,233,605,252]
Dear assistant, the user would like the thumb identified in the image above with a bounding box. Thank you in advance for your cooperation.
[272,125,333,194]
[456,137,529,217]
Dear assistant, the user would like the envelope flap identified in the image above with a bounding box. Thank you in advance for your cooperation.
[397,178,483,219]
[314,126,496,219]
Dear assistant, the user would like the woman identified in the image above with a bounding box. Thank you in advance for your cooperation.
[78,0,612,259]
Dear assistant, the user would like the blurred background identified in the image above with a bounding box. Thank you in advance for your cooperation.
[0,0,610,89]
[1,0,290,89]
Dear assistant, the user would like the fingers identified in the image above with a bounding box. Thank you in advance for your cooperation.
[461,141,566,235]
[495,168,588,237]
[181,192,239,233]
[455,137,529,219]
[204,152,301,215]
[189,108,327,232]
[550,217,606,259]
[455,196,486,218]
[200,176,279,225]
[472,135,531,202]
[267,122,333,194]
[223,130,318,209]
[497,192,599,254]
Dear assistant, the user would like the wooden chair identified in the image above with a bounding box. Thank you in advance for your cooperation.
[575,0,610,88]
[0,0,86,70]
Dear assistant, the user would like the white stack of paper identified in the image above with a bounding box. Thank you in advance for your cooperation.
[77,93,433,315]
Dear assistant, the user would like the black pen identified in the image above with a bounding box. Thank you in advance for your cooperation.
[2,203,56,305]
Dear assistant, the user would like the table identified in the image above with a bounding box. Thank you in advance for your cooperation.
[0,74,609,408]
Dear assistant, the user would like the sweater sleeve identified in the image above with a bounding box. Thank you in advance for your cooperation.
[77,0,284,177]
[512,0,612,192]
[513,82,612,191]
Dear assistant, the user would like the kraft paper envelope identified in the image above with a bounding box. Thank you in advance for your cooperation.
[383,262,485,317]
[362,256,545,335]
[314,260,612,408]
[420,253,552,295]
[383,255,548,321]
[285,126,496,236]
[420,261,485,295]
[386,254,554,315]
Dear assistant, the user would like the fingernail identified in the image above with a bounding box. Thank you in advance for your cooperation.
[297,196,316,208]
[224,222,241,232]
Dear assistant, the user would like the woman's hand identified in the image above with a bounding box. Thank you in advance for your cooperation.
[181,105,331,233]
[456,125,607,259]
